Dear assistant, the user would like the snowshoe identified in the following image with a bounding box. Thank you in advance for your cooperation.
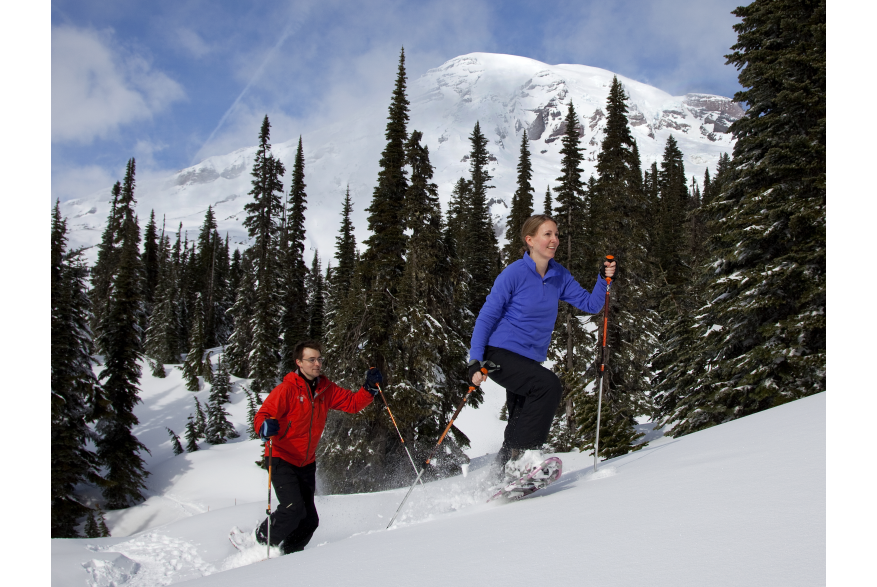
[228,526,258,551]
[487,457,562,502]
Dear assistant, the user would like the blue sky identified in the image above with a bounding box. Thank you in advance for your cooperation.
[50,0,743,203]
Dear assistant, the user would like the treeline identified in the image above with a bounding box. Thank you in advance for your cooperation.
[51,0,824,535]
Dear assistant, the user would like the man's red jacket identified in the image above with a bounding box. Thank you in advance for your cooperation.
[254,371,374,467]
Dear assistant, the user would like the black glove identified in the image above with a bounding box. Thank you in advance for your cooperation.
[364,368,383,396]
[599,256,617,280]
[259,418,279,441]
[468,359,500,384]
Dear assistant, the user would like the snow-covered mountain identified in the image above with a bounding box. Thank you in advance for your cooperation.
[59,53,741,265]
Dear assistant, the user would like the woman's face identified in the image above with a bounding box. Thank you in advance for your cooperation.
[526,220,559,262]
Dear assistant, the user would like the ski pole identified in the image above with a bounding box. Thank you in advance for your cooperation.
[387,379,483,529]
[375,382,423,486]
[594,255,614,472]
[266,437,273,559]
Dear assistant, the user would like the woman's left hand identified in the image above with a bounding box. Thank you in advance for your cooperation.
[602,259,616,279]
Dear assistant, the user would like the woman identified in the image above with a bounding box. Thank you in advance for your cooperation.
[468,214,616,481]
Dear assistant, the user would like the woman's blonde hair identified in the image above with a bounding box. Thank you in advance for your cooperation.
[519,214,557,255]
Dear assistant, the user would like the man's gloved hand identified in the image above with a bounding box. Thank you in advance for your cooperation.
[599,256,617,280]
[468,359,500,386]
[364,368,383,396]
[259,418,279,441]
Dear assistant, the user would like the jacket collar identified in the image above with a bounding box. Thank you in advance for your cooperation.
[523,251,559,279]
[285,369,322,390]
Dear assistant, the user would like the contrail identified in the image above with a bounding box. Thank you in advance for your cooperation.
[192,17,303,165]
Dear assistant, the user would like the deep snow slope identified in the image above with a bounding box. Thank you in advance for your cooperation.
[52,390,825,587]
[58,52,739,266]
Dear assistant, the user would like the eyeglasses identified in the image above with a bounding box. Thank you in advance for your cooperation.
[301,357,325,365]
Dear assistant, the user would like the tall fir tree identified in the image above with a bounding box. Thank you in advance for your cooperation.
[307,251,325,340]
[145,233,181,374]
[463,120,501,317]
[51,202,103,537]
[575,77,655,460]
[142,210,160,316]
[360,47,410,376]
[95,158,151,509]
[654,0,825,435]
[545,102,594,452]
[181,293,208,391]
[543,186,553,215]
[242,117,285,395]
[333,186,357,296]
[91,181,123,353]
[502,130,535,266]
[279,137,310,375]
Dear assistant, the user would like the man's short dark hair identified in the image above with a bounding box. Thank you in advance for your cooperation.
[294,340,323,361]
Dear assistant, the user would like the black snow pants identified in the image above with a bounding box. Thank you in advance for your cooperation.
[256,459,319,555]
[484,346,563,453]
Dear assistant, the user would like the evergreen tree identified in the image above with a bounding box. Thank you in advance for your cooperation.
[224,256,256,378]
[95,158,151,509]
[502,130,534,265]
[184,416,199,452]
[543,186,553,215]
[307,251,325,340]
[245,389,259,440]
[96,505,110,537]
[181,293,208,391]
[241,116,285,395]
[545,102,594,453]
[279,137,310,375]
[143,209,160,315]
[205,356,239,444]
[655,134,690,285]
[463,121,501,316]
[167,428,184,456]
[91,181,123,352]
[446,177,472,255]
[84,511,100,538]
[655,0,825,434]
[51,202,103,537]
[193,396,207,438]
[333,186,357,295]
[576,77,654,460]
[144,232,180,374]
[360,47,410,376]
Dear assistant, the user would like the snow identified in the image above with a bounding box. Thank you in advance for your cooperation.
[51,351,825,586]
[58,52,739,267]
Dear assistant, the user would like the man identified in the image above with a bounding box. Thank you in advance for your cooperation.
[252,340,382,555]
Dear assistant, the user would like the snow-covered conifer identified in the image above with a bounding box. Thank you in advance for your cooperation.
[181,293,207,391]
[166,428,184,456]
[184,416,199,452]
[51,201,103,537]
[95,158,151,510]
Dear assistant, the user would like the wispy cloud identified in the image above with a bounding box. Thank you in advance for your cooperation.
[52,25,186,143]
[174,27,213,59]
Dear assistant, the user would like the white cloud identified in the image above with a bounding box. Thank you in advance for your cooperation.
[52,25,186,143]
[175,27,212,59]
[51,164,117,204]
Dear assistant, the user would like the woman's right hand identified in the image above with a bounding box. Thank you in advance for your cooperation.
[468,360,499,386]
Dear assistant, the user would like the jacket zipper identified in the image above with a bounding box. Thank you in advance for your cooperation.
[304,382,323,463]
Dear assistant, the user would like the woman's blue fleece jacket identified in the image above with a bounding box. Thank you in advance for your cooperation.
[469,252,609,363]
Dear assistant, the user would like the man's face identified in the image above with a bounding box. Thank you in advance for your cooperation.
[295,347,323,381]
